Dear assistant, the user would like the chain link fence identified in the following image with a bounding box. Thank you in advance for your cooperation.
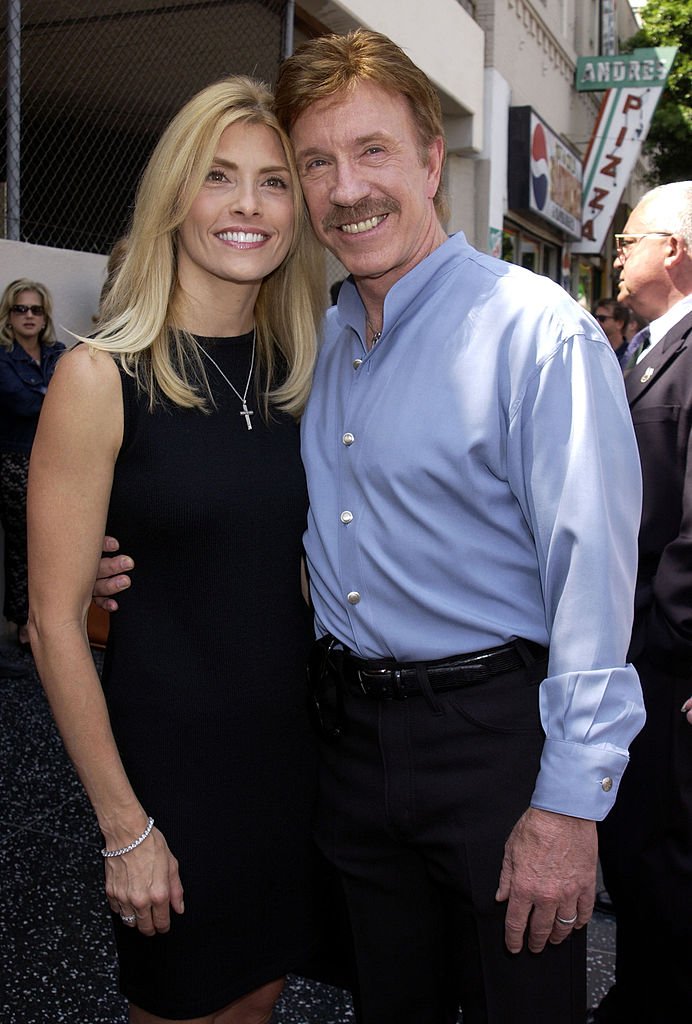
[1,0,289,253]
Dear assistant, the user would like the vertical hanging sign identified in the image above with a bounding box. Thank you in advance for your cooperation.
[571,47,677,255]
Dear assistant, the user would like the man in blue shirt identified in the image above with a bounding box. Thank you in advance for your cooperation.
[95,30,645,1024]
[273,30,644,1024]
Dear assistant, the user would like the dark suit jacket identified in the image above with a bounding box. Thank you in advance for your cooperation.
[598,307,692,1008]
[626,307,692,672]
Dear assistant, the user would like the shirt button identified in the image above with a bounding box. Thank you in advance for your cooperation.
[342,432,355,446]
[601,777,613,792]
[347,591,361,605]
[340,510,353,524]
[353,358,362,369]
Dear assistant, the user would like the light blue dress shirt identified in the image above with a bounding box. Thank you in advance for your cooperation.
[302,232,645,821]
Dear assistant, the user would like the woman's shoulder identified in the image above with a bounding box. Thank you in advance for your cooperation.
[52,342,121,397]
[39,342,124,455]
[0,340,18,361]
[0,343,26,381]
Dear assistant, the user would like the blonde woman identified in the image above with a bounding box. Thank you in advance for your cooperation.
[0,279,64,647]
[27,78,325,1024]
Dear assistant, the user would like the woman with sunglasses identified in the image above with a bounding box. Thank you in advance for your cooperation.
[0,279,64,648]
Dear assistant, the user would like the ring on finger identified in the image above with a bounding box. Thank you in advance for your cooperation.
[556,912,578,926]
[120,913,137,925]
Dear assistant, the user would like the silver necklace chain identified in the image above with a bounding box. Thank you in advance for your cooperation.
[366,315,382,347]
[196,329,256,431]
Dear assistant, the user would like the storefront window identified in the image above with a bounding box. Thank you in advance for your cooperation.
[520,239,539,272]
[502,229,518,263]
[542,244,559,280]
[502,223,564,286]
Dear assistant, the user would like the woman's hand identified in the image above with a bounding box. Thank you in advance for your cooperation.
[104,825,185,935]
[682,698,692,726]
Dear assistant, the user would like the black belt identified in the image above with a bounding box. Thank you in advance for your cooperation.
[336,638,547,700]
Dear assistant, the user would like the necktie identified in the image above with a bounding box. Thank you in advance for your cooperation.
[624,327,650,370]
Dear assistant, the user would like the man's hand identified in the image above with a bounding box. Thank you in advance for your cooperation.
[93,536,134,612]
[682,697,692,726]
[495,807,596,954]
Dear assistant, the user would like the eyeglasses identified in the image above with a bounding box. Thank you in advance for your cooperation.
[594,314,614,323]
[614,232,672,261]
[10,304,45,316]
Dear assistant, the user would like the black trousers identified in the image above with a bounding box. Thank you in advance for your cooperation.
[598,653,692,1024]
[313,655,586,1024]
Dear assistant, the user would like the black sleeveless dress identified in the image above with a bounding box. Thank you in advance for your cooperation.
[101,333,322,1019]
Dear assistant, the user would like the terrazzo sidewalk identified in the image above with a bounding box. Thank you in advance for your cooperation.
[1,644,615,1023]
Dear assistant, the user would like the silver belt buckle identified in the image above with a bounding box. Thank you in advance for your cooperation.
[358,667,405,699]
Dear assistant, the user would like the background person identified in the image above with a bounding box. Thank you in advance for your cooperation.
[592,297,630,366]
[623,308,648,346]
[0,279,64,648]
[594,181,692,1024]
[27,77,328,1024]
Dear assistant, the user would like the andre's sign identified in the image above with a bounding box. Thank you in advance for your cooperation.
[572,47,678,255]
[576,48,677,91]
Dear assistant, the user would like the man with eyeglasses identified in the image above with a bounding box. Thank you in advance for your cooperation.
[593,181,692,1024]
[592,298,630,367]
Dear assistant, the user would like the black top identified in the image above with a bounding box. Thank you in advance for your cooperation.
[101,334,322,1018]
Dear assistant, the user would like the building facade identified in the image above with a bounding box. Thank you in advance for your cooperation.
[1,0,649,316]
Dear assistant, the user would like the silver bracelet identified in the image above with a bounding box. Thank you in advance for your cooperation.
[101,816,155,858]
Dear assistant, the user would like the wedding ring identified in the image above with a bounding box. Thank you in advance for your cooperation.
[120,913,137,925]
[556,913,578,926]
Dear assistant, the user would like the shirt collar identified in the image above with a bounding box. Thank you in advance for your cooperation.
[648,293,692,349]
[336,232,474,342]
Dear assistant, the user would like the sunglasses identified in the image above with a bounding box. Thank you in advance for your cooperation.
[594,314,613,323]
[11,304,45,316]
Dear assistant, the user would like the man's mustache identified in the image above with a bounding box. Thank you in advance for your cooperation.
[322,198,400,231]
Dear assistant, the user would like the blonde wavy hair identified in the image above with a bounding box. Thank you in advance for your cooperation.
[274,29,449,222]
[89,76,324,417]
[1,279,58,351]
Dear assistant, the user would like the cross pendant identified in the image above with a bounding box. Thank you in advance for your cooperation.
[240,402,254,430]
